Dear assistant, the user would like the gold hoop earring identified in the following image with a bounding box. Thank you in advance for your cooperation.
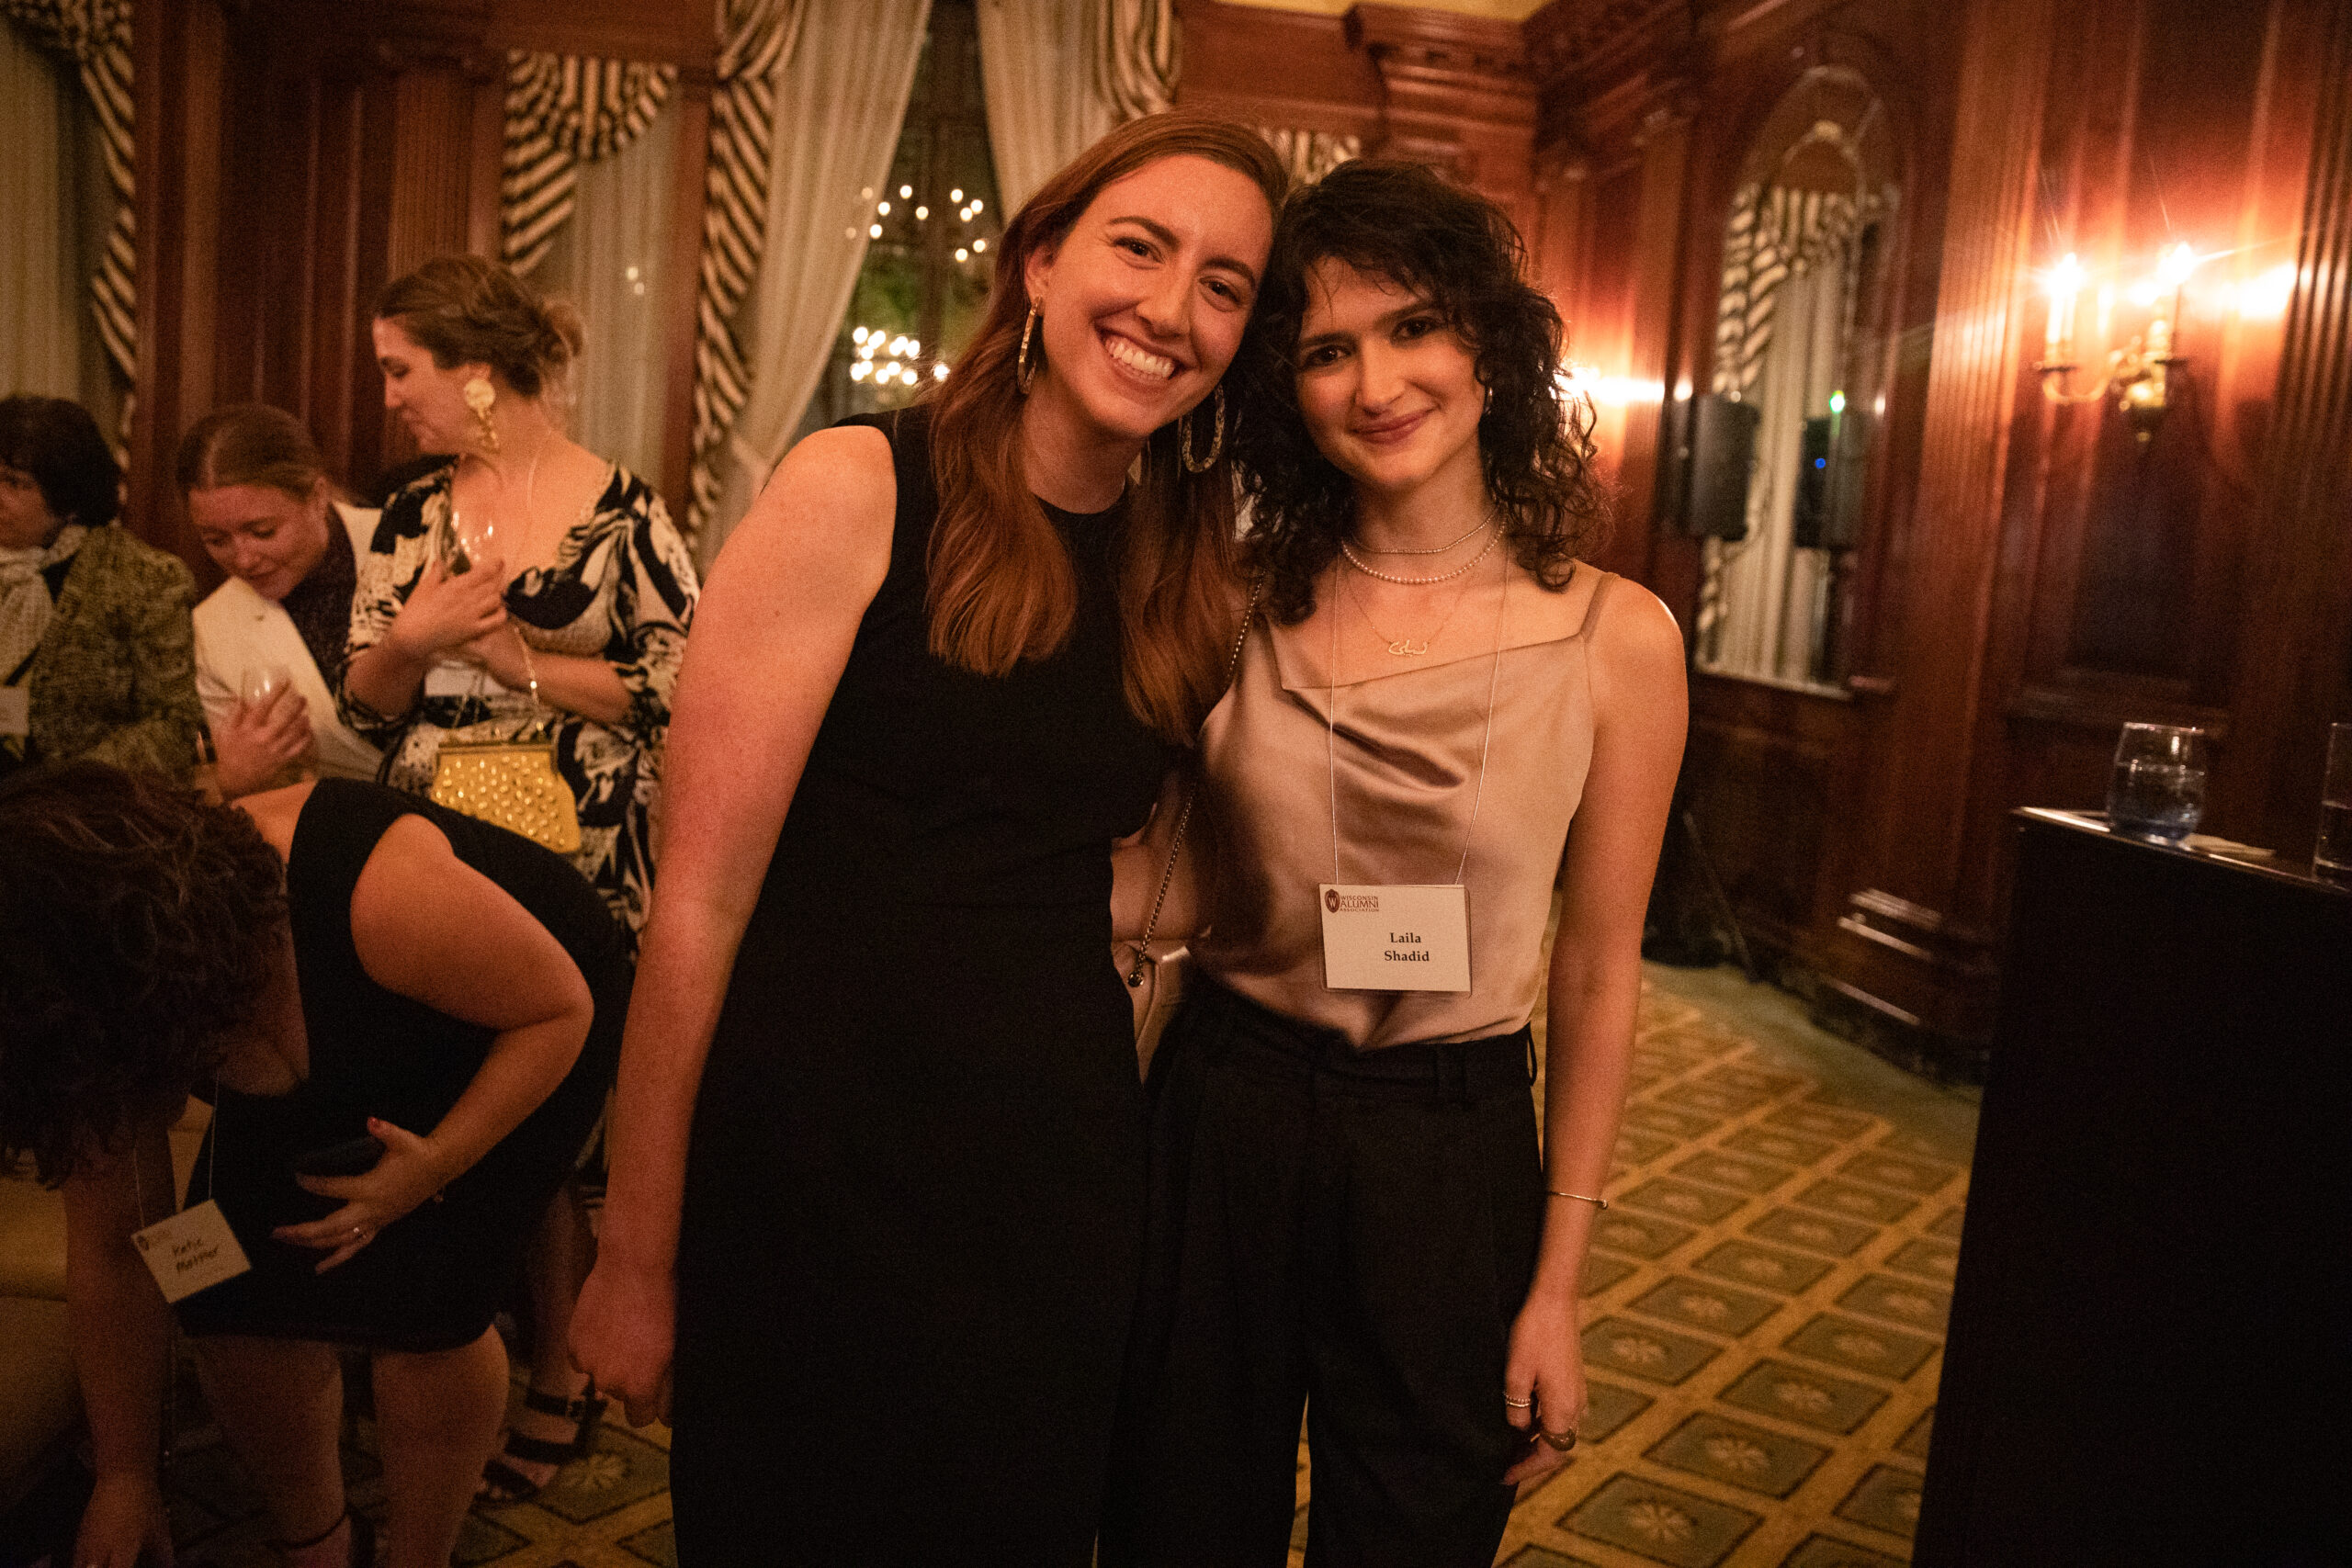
[462,377,500,454]
[1179,384,1226,474]
[1015,300,1043,394]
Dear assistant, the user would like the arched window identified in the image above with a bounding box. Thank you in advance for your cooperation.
[1695,68,1901,690]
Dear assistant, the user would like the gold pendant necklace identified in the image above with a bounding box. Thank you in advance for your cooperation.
[1338,555,1485,657]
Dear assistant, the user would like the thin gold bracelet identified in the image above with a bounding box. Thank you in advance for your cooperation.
[1545,1188,1610,1211]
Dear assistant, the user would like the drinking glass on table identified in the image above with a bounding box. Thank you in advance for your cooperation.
[2107,723,2208,843]
[2316,723,2352,884]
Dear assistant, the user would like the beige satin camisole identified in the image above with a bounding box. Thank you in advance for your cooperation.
[1193,567,1613,1049]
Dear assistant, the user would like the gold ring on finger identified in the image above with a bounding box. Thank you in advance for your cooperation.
[1502,1394,1533,1408]
[1538,1427,1577,1452]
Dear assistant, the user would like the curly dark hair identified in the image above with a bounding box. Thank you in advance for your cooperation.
[1228,161,1609,625]
[0,764,288,1183]
[0,395,121,530]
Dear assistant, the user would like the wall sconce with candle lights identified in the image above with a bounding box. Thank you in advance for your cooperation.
[2034,243,2199,443]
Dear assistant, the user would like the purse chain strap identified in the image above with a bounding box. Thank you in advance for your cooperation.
[1127,579,1264,986]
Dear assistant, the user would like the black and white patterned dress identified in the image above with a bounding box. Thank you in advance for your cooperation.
[342,462,698,942]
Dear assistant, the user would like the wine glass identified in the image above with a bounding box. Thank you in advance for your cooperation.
[444,506,498,576]
[240,662,296,710]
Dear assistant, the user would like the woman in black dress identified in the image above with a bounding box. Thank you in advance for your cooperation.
[569,114,1283,1562]
[0,765,628,1568]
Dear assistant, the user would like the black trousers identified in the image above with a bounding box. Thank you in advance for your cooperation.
[1102,978,1546,1568]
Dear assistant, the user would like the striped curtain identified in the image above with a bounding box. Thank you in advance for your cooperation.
[1261,126,1359,187]
[1696,183,1875,653]
[503,52,678,278]
[3,0,135,426]
[686,0,803,543]
[1095,0,1177,122]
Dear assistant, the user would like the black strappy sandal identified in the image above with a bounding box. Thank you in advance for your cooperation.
[275,1507,376,1567]
[477,1385,608,1505]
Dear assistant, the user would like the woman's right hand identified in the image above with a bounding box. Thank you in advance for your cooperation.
[385,556,509,663]
[571,1258,675,1427]
[75,1470,175,1568]
[212,684,313,798]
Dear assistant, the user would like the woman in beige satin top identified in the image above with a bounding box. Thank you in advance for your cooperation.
[1103,163,1689,1568]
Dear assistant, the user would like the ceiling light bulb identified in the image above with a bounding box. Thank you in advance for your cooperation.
[899,185,912,198]
[950,188,964,203]
[869,223,883,239]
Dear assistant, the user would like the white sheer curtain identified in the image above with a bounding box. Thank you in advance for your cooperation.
[977,0,1115,216]
[1708,253,1844,684]
[977,0,1177,216]
[537,99,680,485]
[710,0,931,552]
[0,21,81,398]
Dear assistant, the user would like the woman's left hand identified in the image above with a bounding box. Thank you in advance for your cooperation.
[1501,1290,1588,1486]
[275,1117,452,1273]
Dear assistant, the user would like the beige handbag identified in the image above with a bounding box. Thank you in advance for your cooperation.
[426,648,582,855]
[1118,583,1261,1077]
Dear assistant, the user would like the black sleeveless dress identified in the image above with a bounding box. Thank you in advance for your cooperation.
[177,778,630,1351]
[671,408,1170,1564]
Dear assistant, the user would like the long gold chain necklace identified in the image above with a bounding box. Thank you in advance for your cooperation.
[1339,553,1487,657]
[1339,525,1498,585]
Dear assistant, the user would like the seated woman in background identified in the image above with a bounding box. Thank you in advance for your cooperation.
[0,764,630,1568]
[342,253,697,1502]
[1102,162,1687,1567]
[181,403,383,797]
[0,394,202,779]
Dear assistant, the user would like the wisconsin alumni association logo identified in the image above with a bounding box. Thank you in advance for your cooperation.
[1326,889,1379,913]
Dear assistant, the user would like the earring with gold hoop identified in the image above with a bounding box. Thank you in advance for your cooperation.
[1015,299,1043,394]
[461,376,500,455]
[1178,384,1226,474]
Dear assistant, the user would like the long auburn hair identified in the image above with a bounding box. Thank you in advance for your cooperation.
[925,114,1288,743]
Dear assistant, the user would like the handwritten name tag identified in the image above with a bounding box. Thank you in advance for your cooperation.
[1318,883,1472,993]
[130,1200,252,1303]
[0,685,28,738]
[423,662,516,700]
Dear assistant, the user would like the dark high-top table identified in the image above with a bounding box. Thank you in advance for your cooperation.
[1915,809,2352,1567]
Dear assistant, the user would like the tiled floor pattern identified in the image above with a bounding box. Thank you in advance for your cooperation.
[154,969,1967,1567]
[1284,975,1971,1568]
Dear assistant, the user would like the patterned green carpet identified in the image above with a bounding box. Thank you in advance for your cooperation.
[157,965,1973,1568]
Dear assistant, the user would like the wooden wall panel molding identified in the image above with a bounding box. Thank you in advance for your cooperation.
[127,0,229,567]
[1173,0,1384,138]
[1845,0,2052,1000]
[2220,0,2352,853]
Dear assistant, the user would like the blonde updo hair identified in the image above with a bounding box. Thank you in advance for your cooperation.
[375,254,584,401]
[175,403,333,503]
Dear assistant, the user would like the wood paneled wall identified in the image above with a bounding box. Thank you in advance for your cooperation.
[121,0,714,583]
[1186,0,2352,1072]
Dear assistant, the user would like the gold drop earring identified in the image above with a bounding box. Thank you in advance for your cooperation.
[1016,299,1043,394]
[462,377,500,455]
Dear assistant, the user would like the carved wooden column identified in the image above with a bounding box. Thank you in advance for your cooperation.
[1829,0,2056,1039]
[1343,6,1536,223]
[2221,0,2352,854]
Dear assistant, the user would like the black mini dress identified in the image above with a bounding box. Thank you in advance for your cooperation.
[176,778,630,1352]
[669,406,1171,1564]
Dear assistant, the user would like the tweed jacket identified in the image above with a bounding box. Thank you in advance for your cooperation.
[24,524,203,775]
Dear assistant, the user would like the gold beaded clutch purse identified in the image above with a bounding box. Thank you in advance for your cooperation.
[426,649,582,855]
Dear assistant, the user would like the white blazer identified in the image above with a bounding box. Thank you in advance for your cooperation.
[194,501,383,782]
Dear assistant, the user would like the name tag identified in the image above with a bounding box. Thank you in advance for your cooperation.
[0,684,27,737]
[423,662,514,700]
[1318,883,1471,992]
[130,1200,252,1303]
